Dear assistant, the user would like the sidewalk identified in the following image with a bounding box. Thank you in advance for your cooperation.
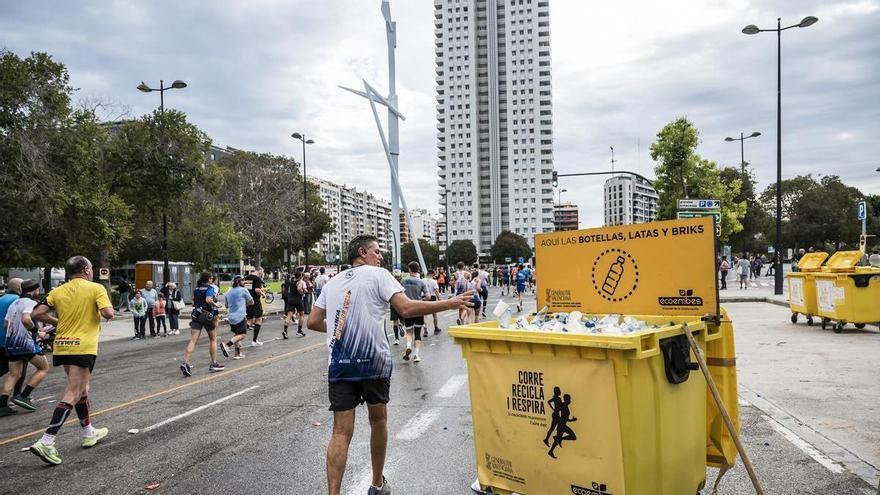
[99,298,287,342]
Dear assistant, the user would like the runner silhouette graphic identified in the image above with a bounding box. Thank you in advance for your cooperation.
[547,394,577,458]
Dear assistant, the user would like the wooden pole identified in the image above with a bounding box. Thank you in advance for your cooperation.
[682,323,765,495]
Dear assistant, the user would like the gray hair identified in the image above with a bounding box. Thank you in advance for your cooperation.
[347,234,379,264]
[65,256,91,277]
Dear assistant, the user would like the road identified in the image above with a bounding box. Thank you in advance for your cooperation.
[0,286,876,494]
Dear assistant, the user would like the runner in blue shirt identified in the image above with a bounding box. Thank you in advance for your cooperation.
[180,272,224,376]
[219,276,254,360]
[515,264,528,313]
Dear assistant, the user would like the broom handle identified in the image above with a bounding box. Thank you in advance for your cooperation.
[683,323,765,495]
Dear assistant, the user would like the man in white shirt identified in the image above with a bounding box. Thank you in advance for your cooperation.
[423,270,441,336]
[314,267,330,299]
[308,235,473,495]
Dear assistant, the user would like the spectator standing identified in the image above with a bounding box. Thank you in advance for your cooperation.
[154,294,168,337]
[737,255,751,290]
[719,257,730,290]
[161,282,183,335]
[141,281,159,337]
[130,291,147,340]
[314,267,330,300]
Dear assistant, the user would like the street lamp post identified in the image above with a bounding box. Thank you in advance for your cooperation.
[137,79,187,285]
[742,15,818,296]
[557,188,568,204]
[724,131,762,175]
[291,132,315,270]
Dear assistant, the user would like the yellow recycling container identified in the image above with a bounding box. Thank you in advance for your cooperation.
[814,256,880,332]
[451,315,724,495]
[705,307,740,470]
[786,252,829,326]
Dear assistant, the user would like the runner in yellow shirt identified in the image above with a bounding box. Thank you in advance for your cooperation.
[28,256,114,465]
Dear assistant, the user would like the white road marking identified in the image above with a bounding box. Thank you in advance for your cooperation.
[396,407,442,441]
[136,385,260,434]
[435,374,468,398]
[764,416,845,474]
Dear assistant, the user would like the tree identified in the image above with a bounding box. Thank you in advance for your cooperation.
[217,150,331,268]
[446,240,478,267]
[0,50,73,268]
[650,117,746,242]
[401,239,440,269]
[490,231,531,264]
[759,175,868,252]
[720,167,770,253]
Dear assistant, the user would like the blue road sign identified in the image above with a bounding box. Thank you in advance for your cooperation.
[857,201,866,220]
[518,257,525,264]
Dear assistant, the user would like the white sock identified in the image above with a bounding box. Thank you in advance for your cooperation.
[40,433,56,446]
[83,424,95,437]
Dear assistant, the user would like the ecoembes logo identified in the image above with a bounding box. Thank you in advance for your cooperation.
[658,288,704,307]
[571,481,612,495]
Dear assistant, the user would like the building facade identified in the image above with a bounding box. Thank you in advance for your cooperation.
[399,209,439,245]
[435,0,554,253]
[603,176,659,226]
[310,176,392,256]
[553,202,579,231]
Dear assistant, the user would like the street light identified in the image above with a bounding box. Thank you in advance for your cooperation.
[137,79,188,285]
[557,188,568,204]
[741,15,817,296]
[724,131,762,175]
[291,132,315,269]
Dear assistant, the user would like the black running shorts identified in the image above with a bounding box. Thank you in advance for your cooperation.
[390,306,401,322]
[404,316,425,328]
[230,320,248,335]
[286,297,304,314]
[246,301,264,319]
[6,352,35,363]
[328,378,391,412]
[53,354,97,373]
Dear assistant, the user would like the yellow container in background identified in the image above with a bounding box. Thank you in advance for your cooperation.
[814,266,880,332]
[786,252,829,326]
[451,316,722,495]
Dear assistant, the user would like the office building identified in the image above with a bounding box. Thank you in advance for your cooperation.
[603,176,659,226]
[553,202,578,231]
[435,0,555,253]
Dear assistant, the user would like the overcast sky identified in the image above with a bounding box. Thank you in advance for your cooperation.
[3,0,878,228]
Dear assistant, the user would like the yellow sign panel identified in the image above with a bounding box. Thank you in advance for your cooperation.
[471,351,626,494]
[535,217,718,316]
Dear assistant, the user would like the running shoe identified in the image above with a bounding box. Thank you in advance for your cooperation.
[29,441,61,465]
[296,330,306,337]
[250,340,263,347]
[423,330,429,338]
[233,350,244,360]
[180,362,192,377]
[219,341,230,358]
[208,362,225,372]
[434,328,442,335]
[368,477,391,495]
[130,336,139,341]
[0,405,17,417]
[282,330,288,339]
[12,396,36,411]
[173,330,180,335]
[393,339,400,346]
[403,348,411,361]
[413,355,422,363]
[81,427,108,448]
[456,318,463,326]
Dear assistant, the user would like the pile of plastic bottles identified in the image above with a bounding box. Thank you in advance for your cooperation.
[495,304,653,335]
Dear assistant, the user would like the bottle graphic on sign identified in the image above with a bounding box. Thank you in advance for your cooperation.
[602,256,626,297]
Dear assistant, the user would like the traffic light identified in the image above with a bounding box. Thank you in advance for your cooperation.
[552,170,558,188]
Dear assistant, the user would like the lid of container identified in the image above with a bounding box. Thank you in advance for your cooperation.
[824,250,864,272]
[797,252,829,271]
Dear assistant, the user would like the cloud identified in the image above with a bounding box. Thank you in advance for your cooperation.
[2,0,878,234]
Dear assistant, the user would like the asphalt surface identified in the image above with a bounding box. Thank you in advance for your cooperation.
[0,287,876,494]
